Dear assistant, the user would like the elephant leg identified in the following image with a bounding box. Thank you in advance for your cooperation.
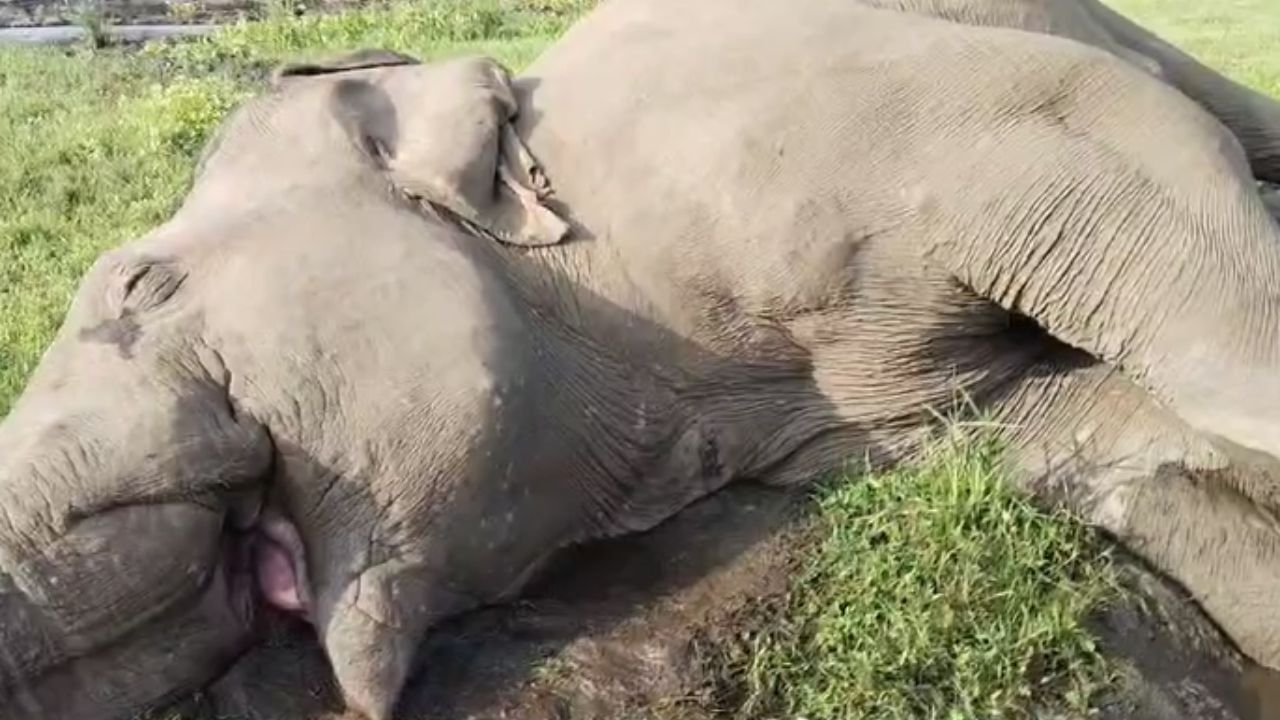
[1084,0,1280,182]
[997,354,1280,667]
[931,64,1280,466]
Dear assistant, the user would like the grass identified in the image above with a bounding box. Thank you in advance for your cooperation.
[720,426,1119,720]
[1105,0,1280,98]
[0,0,1277,718]
[0,0,590,415]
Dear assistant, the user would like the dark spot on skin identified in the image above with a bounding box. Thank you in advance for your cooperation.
[79,311,143,359]
[700,434,723,480]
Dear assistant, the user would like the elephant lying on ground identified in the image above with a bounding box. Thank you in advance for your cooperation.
[3,0,1280,718]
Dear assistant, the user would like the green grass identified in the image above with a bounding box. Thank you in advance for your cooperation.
[721,426,1119,720]
[0,0,590,416]
[1106,0,1280,98]
[0,0,1277,718]
[0,50,246,410]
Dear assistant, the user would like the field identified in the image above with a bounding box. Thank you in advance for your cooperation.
[1,0,1278,718]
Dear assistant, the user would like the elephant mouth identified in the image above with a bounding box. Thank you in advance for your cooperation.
[224,487,313,622]
[249,510,312,620]
[212,490,310,636]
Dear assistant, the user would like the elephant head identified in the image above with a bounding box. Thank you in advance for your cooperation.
[0,250,275,716]
[0,50,588,720]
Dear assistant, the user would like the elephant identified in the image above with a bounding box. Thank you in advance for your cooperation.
[3,0,1280,718]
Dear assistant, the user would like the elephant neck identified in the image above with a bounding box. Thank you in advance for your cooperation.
[489,226,677,372]
[488,240,735,538]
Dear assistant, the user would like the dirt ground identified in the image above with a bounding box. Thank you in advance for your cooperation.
[155,477,1280,720]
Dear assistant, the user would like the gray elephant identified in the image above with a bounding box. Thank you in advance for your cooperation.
[3,0,1280,718]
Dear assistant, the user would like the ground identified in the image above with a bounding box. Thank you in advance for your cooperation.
[168,436,1280,720]
[2,1,1280,718]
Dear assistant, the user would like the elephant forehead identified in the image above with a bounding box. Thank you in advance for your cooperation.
[181,193,534,454]
[194,201,513,345]
[185,83,368,213]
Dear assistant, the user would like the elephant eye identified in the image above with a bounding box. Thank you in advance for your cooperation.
[115,258,188,316]
[122,264,153,297]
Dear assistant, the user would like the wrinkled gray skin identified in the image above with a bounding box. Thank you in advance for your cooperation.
[4,0,1280,718]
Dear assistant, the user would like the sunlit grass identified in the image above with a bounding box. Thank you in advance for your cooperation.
[721,427,1119,719]
[0,0,590,415]
[1107,0,1280,98]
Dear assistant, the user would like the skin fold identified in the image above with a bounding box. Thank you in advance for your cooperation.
[2,1,1280,719]
[1263,181,1280,219]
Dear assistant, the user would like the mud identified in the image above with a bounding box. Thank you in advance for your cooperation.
[163,481,1280,720]
[1086,560,1280,720]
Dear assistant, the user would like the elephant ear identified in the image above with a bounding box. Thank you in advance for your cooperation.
[325,53,571,247]
[271,48,421,86]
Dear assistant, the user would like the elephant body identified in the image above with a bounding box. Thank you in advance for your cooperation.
[3,0,1280,719]
[519,0,1280,695]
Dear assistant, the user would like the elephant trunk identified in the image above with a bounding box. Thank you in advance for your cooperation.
[0,543,259,720]
[0,571,67,712]
[0,410,84,698]
[0,381,264,720]
[0,441,261,720]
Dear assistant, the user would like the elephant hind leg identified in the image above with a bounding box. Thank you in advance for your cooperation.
[931,49,1280,466]
[1084,0,1280,182]
[997,357,1280,670]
